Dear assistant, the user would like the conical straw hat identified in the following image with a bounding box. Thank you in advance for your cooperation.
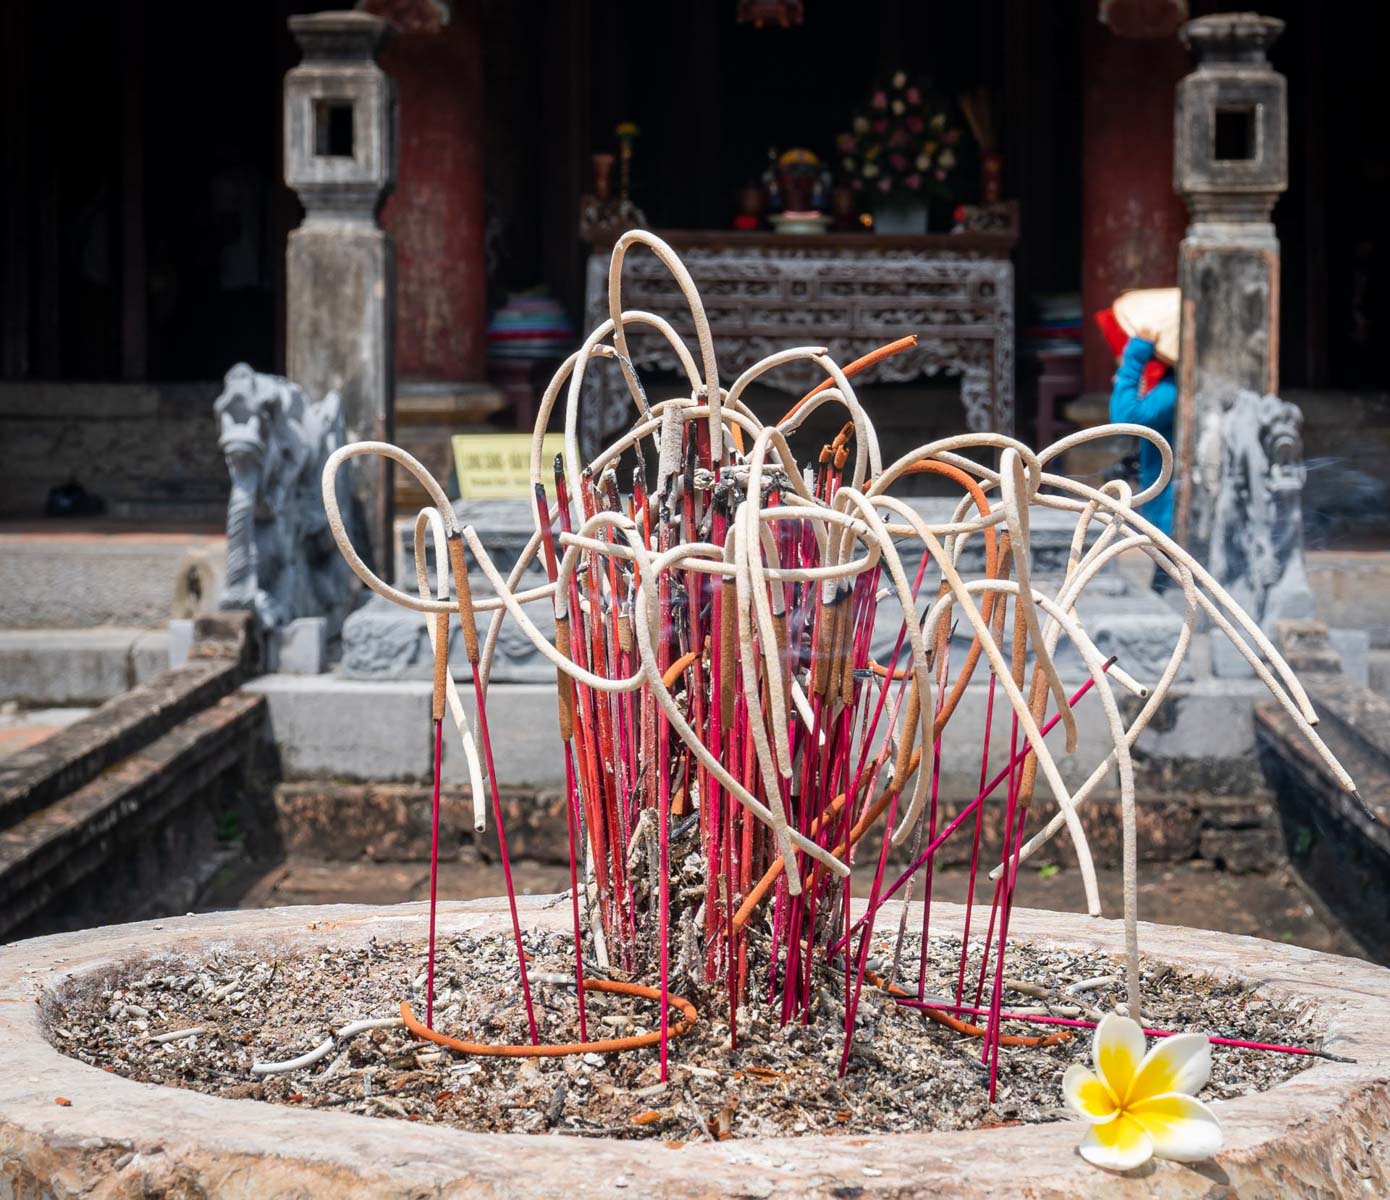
[1113,287,1180,365]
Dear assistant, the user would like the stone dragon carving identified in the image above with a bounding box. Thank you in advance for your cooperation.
[213,363,362,635]
[1196,382,1313,631]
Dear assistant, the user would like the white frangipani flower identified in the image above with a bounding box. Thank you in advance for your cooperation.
[1063,1014,1223,1171]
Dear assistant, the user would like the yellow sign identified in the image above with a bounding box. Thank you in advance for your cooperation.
[451,433,564,500]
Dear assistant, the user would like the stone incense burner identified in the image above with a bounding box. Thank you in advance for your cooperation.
[2,899,1388,1197]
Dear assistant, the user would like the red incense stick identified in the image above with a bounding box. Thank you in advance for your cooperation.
[892,999,1353,1060]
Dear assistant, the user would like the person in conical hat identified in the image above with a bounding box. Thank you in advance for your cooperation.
[1094,287,1179,542]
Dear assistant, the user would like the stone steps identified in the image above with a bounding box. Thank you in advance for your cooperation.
[0,522,223,630]
[0,613,267,942]
[0,627,170,706]
[0,690,264,941]
[0,659,240,832]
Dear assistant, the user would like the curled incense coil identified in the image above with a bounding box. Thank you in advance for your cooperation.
[399,977,697,1057]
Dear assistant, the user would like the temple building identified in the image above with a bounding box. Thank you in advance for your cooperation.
[1,0,1385,547]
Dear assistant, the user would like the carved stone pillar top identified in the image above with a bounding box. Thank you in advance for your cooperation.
[290,10,392,58]
[284,12,397,222]
[1174,12,1286,226]
[1182,12,1284,62]
[1172,13,1289,554]
[283,9,397,582]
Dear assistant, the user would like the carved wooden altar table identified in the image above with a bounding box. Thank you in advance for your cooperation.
[581,229,1015,448]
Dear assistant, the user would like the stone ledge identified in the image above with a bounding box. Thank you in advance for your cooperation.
[0,627,169,706]
[1257,699,1390,962]
[0,660,241,830]
[0,690,265,940]
[0,527,224,629]
[246,674,1274,795]
[1,901,1387,1197]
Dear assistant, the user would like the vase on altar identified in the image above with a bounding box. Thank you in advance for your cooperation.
[873,194,929,234]
[775,147,822,214]
[981,150,1004,205]
[591,153,615,202]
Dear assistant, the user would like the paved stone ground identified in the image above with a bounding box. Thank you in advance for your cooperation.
[221,854,1364,960]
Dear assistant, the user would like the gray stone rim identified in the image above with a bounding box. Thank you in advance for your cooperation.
[2,898,1387,1197]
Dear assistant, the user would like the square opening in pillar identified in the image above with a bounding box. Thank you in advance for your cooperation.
[314,99,356,159]
[1213,105,1258,162]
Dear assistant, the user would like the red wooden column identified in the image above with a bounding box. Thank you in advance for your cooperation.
[1079,2,1190,393]
[363,1,500,511]
[372,2,488,383]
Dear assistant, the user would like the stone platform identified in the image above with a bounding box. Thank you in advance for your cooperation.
[0,627,170,706]
[0,521,224,630]
[1,900,1387,1197]
[243,670,1273,797]
[341,498,1114,684]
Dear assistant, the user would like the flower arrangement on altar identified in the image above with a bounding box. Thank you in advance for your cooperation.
[836,71,968,201]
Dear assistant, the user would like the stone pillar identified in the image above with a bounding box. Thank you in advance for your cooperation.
[284,12,397,581]
[1172,13,1286,553]
[1079,3,1190,394]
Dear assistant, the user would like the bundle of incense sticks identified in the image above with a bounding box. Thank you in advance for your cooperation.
[321,230,1357,1092]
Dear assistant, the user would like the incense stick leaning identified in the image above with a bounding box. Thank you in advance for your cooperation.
[319,229,1356,1073]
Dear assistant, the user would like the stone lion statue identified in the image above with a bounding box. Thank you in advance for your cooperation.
[1202,383,1313,631]
[213,363,362,635]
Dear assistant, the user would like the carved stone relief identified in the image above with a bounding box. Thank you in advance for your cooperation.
[580,245,1013,452]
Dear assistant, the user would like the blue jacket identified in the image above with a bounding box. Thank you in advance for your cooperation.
[1109,337,1176,537]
